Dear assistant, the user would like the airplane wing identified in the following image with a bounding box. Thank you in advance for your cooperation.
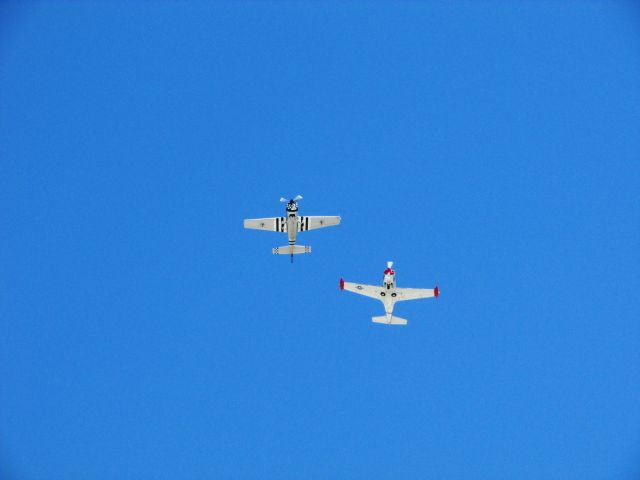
[243,217,287,232]
[394,286,439,302]
[340,279,384,300]
[298,216,341,232]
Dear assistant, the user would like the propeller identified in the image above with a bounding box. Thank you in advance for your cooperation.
[280,195,303,203]
[387,261,394,269]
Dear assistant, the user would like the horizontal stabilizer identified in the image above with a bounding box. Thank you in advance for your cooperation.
[372,316,408,326]
[272,245,311,255]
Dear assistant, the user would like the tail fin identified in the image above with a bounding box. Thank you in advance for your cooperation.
[372,315,408,326]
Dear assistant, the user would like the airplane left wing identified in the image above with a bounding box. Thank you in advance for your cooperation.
[244,217,287,232]
[298,216,341,231]
[394,286,439,301]
[340,279,383,300]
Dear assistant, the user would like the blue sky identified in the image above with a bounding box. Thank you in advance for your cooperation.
[1,2,639,479]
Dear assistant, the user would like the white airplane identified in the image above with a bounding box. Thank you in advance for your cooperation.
[243,195,341,262]
[340,262,439,325]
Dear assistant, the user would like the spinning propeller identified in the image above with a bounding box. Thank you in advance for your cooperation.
[280,195,303,203]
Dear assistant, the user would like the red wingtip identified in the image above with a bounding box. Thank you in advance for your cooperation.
[434,286,439,298]
[340,278,345,290]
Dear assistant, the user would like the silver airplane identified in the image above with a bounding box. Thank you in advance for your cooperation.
[340,262,439,325]
[243,195,341,262]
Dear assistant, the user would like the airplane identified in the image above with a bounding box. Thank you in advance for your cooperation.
[243,195,341,262]
[340,262,439,325]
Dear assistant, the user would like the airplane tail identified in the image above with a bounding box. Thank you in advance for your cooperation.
[372,315,408,326]
[272,245,311,255]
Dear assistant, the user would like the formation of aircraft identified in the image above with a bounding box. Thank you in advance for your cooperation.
[244,196,439,326]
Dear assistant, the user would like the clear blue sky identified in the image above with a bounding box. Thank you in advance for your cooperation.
[1,2,639,479]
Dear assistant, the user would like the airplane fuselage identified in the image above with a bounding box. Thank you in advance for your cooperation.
[286,202,299,247]
[380,267,398,318]
[287,214,297,245]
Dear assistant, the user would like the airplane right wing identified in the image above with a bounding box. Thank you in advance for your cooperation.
[243,217,287,232]
[340,279,384,300]
[394,286,439,301]
[298,216,341,231]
